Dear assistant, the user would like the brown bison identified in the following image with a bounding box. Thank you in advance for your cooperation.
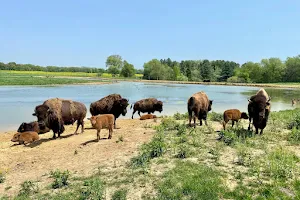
[140,114,157,120]
[90,94,129,128]
[11,131,39,145]
[33,98,87,139]
[131,98,163,119]
[247,88,271,135]
[222,109,249,130]
[17,121,50,134]
[187,91,213,127]
[87,114,114,141]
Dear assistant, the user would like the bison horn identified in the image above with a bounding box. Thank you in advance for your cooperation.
[248,99,252,103]
[32,113,37,116]
[87,118,91,120]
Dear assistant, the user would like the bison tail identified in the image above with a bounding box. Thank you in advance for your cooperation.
[130,104,133,109]
[188,97,195,112]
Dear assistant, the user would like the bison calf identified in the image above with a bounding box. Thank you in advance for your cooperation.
[140,114,157,120]
[11,131,39,145]
[223,109,249,130]
[87,114,114,141]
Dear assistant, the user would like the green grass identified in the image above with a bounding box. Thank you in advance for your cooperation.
[50,170,70,189]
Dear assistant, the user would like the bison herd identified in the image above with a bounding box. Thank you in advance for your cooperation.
[11,88,271,146]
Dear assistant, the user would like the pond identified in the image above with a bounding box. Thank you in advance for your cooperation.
[0,81,298,132]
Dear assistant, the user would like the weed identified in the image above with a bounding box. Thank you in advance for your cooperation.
[208,112,223,122]
[235,144,252,166]
[80,177,105,200]
[159,118,179,130]
[175,144,190,159]
[156,161,224,200]
[18,180,39,197]
[0,171,5,184]
[111,188,127,200]
[288,127,300,144]
[131,133,166,167]
[288,112,300,129]
[176,123,187,136]
[116,135,124,143]
[173,112,188,120]
[50,170,70,189]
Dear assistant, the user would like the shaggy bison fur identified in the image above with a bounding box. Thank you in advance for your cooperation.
[247,88,271,135]
[87,114,114,141]
[140,114,157,120]
[33,98,87,139]
[131,98,163,119]
[222,109,249,130]
[90,94,129,128]
[187,91,213,127]
[17,121,50,134]
[11,131,39,145]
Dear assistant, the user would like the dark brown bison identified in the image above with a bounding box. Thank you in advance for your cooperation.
[33,98,87,139]
[247,88,271,135]
[17,121,50,134]
[222,109,249,130]
[90,94,129,128]
[131,98,163,119]
[187,91,213,127]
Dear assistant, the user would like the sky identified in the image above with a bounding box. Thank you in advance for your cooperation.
[0,0,300,69]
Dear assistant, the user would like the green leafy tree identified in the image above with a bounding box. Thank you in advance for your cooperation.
[261,58,285,83]
[107,66,120,76]
[200,60,213,80]
[284,55,300,82]
[120,61,135,77]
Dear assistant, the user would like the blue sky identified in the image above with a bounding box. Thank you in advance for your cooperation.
[0,0,299,69]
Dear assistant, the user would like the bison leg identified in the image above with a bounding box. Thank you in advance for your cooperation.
[108,128,113,139]
[204,119,208,126]
[81,121,84,133]
[52,132,56,139]
[255,127,259,135]
[74,121,81,135]
[232,121,235,128]
[248,118,252,131]
[188,111,193,127]
[200,119,203,126]
[193,115,197,128]
[138,111,141,117]
[260,129,264,135]
[97,130,101,141]
[132,109,137,119]
[148,112,151,114]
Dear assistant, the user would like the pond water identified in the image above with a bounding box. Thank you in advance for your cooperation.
[0,81,298,132]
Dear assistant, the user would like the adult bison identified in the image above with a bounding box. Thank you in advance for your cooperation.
[131,98,163,119]
[17,121,50,134]
[187,91,213,127]
[33,98,87,139]
[247,88,271,135]
[90,94,129,128]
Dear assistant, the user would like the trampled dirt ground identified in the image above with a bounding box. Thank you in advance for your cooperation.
[0,118,160,196]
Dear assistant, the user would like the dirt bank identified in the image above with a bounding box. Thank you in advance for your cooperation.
[0,118,159,196]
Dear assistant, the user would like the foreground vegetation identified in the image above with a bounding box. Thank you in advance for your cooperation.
[1,108,300,199]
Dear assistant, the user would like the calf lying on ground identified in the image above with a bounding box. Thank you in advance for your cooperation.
[87,114,114,141]
[140,114,157,120]
[17,121,50,134]
[11,131,39,145]
[223,109,249,130]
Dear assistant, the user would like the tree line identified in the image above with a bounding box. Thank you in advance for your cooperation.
[1,54,300,82]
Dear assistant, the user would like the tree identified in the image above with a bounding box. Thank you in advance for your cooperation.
[105,55,123,69]
[238,62,262,83]
[261,58,285,83]
[120,61,135,77]
[200,60,213,80]
[107,66,120,76]
[284,55,300,82]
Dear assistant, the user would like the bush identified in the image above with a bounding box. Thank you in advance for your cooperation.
[131,133,166,168]
[175,144,190,159]
[18,181,39,197]
[208,112,223,122]
[288,127,300,144]
[159,118,179,130]
[112,189,127,200]
[80,177,104,199]
[50,170,70,189]
[173,112,188,120]
[288,113,300,129]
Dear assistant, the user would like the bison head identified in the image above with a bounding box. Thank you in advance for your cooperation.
[32,104,54,129]
[116,98,129,116]
[17,123,26,132]
[248,98,271,120]
[11,132,21,142]
[87,116,97,126]
[208,100,213,111]
[154,101,163,113]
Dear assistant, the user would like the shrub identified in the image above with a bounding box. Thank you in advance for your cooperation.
[18,181,39,197]
[175,144,190,159]
[288,127,300,144]
[111,189,127,200]
[50,170,70,189]
[159,118,179,130]
[131,133,166,168]
[173,112,188,120]
[80,177,104,199]
[288,113,300,129]
[208,112,223,122]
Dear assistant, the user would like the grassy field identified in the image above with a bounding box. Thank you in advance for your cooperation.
[1,109,299,199]
[0,71,143,85]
